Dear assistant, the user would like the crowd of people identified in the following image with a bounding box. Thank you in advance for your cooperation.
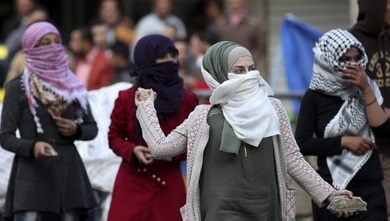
[0,0,390,221]
[0,0,267,96]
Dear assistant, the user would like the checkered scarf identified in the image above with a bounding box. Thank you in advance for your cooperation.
[310,29,383,190]
[22,22,87,133]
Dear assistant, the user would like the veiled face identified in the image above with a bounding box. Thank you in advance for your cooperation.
[155,51,178,64]
[339,47,362,64]
[229,56,255,74]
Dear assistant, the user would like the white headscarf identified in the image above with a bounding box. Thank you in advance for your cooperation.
[204,68,280,148]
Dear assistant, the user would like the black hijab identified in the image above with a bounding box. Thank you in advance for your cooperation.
[131,34,184,113]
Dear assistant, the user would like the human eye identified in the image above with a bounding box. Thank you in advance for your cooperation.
[355,53,362,61]
[169,51,178,58]
[232,67,245,74]
[54,37,61,44]
[339,56,347,63]
[156,53,168,59]
[169,52,178,62]
[39,39,50,47]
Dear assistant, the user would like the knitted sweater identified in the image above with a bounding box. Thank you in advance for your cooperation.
[136,97,336,221]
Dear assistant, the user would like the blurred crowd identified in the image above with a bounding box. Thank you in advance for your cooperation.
[0,0,266,101]
[0,0,267,220]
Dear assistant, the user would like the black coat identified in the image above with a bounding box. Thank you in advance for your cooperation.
[0,76,98,219]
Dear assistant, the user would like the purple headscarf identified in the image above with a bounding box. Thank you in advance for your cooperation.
[131,34,183,113]
[22,21,88,133]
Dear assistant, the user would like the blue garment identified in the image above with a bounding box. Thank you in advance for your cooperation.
[281,14,322,114]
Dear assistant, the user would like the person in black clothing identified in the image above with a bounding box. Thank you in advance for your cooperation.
[349,0,390,219]
[295,29,390,221]
[0,21,97,221]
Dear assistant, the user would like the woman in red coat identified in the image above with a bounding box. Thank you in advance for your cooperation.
[107,34,198,221]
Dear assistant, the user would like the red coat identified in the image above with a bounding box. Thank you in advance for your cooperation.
[107,86,198,221]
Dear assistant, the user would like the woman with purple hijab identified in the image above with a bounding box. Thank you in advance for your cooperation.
[0,22,98,221]
[107,34,198,221]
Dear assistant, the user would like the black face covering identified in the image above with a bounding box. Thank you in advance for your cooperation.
[130,34,183,113]
[136,61,184,113]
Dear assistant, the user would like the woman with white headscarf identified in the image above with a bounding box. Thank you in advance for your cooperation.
[134,41,358,221]
[296,29,390,221]
[0,21,97,221]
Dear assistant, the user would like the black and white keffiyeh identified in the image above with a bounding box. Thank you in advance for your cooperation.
[310,29,383,190]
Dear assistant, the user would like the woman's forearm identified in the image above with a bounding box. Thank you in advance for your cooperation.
[362,87,387,127]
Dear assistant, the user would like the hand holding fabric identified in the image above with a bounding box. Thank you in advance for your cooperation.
[341,136,376,155]
[342,64,369,91]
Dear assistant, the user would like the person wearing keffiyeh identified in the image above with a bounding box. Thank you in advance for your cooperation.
[296,29,390,221]
[0,21,98,221]
[135,40,355,221]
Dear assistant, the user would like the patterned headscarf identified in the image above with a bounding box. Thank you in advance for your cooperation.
[201,41,280,154]
[22,21,87,133]
[131,34,183,113]
[310,29,383,190]
[309,28,368,98]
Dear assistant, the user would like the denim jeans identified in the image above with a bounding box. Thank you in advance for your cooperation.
[14,211,80,221]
